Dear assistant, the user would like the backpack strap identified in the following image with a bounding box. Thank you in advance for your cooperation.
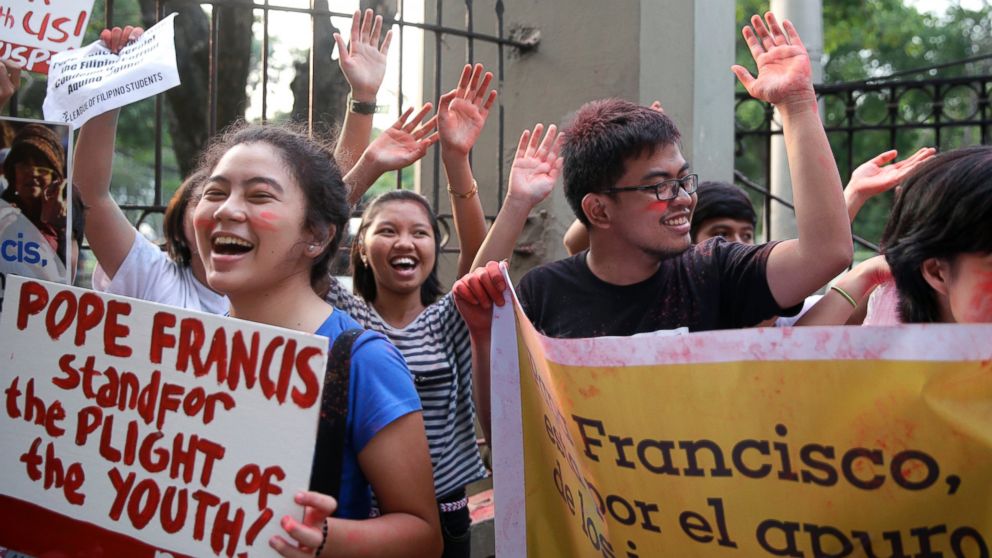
[309,328,365,499]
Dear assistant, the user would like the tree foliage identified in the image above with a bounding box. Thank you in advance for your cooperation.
[734,0,992,247]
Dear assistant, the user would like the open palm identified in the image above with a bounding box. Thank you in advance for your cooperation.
[438,64,497,157]
[367,104,438,172]
[334,9,392,98]
[440,98,487,155]
[507,124,563,206]
[733,13,813,106]
[848,147,936,198]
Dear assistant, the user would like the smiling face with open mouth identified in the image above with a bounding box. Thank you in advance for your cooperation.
[192,142,314,298]
[361,199,437,300]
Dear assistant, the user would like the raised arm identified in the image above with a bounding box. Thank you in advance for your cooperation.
[794,255,891,326]
[733,12,852,308]
[333,9,392,174]
[437,63,497,278]
[343,103,438,206]
[452,260,507,445]
[73,26,144,278]
[0,59,22,111]
[471,124,563,269]
[844,147,936,222]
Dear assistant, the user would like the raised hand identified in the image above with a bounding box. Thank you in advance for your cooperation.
[438,64,498,158]
[453,261,507,335]
[732,12,813,108]
[848,147,936,199]
[269,491,336,557]
[0,60,22,110]
[334,9,392,102]
[364,103,438,173]
[649,100,664,113]
[506,123,564,207]
[99,25,144,54]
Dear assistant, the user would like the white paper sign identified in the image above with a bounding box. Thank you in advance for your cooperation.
[0,0,96,73]
[42,13,180,130]
[0,276,327,558]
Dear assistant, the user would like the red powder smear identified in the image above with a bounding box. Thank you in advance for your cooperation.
[251,211,280,231]
[647,200,671,213]
[193,216,215,229]
[578,385,600,399]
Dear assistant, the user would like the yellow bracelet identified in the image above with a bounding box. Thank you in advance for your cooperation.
[830,285,858,309]
[447,179,478,200]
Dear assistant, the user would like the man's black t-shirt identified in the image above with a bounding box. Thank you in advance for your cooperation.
[516,238,798,338]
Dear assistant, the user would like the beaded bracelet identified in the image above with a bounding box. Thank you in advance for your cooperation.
[314,519,329,557]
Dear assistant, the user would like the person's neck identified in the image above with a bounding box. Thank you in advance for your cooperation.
[15,196,42,221]
[190,254,225,296]
[228,273,332,333]
[372,286,426,329]
[586,232,662,286]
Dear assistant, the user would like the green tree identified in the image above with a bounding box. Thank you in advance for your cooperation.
[734,0,992,247]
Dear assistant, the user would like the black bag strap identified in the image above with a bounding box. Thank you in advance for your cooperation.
[309,328,364,499]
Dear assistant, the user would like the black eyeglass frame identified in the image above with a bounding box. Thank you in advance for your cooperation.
[605,173,699,201]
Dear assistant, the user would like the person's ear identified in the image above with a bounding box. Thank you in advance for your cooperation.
[920,257,951,297]
[581,193,612,230]
[304,224,336,258]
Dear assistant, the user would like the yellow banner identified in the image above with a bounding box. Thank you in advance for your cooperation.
[492,299,992,558]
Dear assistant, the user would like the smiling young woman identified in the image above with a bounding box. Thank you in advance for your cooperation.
[192,123,441,558]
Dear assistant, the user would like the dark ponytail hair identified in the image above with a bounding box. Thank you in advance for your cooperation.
[350,190,443,306]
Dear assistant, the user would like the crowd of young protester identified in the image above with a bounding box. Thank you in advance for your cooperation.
[1,9,990,558]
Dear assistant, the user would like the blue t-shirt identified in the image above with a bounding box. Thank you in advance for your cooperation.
[314,309,422,519]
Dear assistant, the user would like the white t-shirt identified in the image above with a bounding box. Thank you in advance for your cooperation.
[774,294,823,327]
[92,233,228,315]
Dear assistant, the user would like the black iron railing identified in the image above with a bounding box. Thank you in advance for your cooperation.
[734,56,992,252]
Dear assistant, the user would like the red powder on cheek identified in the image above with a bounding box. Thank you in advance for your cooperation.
[193,216,215,230]
[647,200,671,213]
[251,211,280,231]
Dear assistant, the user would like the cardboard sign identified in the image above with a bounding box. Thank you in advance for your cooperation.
[0,0,96,74]
[0,116,73,313]
[491,270,992,557]
[43,13,180,130]
[0,277,328,557]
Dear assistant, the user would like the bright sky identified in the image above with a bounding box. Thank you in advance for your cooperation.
[244,0,425,128]
[905,0,988,13]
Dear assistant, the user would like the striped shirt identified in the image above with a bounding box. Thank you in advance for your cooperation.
[326,278,488,498]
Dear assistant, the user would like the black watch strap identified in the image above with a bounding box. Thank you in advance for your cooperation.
[349,96,377,115]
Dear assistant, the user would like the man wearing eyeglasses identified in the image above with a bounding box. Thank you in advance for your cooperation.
[455,13,853,341]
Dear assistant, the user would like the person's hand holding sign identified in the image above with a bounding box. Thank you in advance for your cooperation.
[1,59,22,110]
[270,491,337,557]
[99,25,145,54]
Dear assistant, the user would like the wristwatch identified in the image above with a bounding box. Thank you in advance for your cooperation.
[349,94,377,115]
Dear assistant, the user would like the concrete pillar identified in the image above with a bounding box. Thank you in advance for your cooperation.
[640,0,736,183]
[768,0,823,240]
[422,0,736,284]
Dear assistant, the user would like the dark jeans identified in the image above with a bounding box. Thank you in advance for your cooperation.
[440,489,471,558]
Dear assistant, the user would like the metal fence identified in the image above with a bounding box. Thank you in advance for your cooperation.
[734,57,992,252]
[6,0,531,279]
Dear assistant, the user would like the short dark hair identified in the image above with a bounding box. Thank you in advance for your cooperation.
[3,123,66,203]
[162,171,206,268]
[350,189,443,306]
[881,145,992,323]
[196,123,350,296]
[561,99,681,226]
[690,181,756,242]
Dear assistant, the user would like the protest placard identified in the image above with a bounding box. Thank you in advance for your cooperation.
[42,13,180,129]
[0,0,96,74]
[491,271,992,558]
[0,116,73,313]
[0,276,327,557]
